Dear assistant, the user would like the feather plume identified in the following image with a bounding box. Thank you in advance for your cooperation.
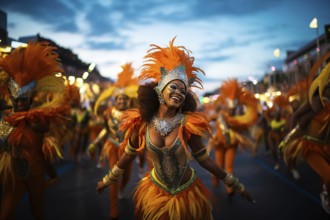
[139,37,204,89]
[0,41,63,87]
[220,78,242,100]
[94,62,138,114]
[309,62,330,106]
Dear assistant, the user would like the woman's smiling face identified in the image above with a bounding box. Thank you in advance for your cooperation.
[162,80,186,109]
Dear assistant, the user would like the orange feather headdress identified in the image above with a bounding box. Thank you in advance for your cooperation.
[217,78,242,108]
[0,41,65,109]
[93,62,138,114]
[139,37,205,94]
[0,41,63,98]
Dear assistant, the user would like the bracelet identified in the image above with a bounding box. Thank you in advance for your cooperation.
[192,147,209,162]
[223,173,245,193]
[124,141,138,156]
[88,143,96,152]
[102,164,125,185]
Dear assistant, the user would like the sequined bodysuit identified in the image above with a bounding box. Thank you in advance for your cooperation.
[146,125,194,194]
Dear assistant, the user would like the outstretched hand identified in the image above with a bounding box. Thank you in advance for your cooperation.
[240,190,256,203]
[96,181,108,194]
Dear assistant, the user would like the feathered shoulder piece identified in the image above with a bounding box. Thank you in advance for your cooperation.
[182,112,212,138]
[309,62,330,106]
[120,109,143,132]
[177,112,211,156]
[139,37,205,91]
[118,109,145,155]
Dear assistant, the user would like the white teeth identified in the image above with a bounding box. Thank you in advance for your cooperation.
[171,97,179,101]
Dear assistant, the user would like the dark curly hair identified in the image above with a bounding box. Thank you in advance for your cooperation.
[138,82,197,122]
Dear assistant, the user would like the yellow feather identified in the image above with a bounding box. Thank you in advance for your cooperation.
[93,86,116,114]
[188,191,197,217]
[0,153,14,185]
[309,63,330,106]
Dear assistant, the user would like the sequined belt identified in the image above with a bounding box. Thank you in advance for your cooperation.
[150,167,196,195]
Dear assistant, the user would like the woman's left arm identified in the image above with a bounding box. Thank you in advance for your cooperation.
[188,134,255,203]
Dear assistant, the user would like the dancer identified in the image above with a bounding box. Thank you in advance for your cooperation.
[266,95,291,170]
[281,61,330,214]
[88,62,138,220]
[95,38,255,220]
[207,79,258,194]
[0,42,69,220]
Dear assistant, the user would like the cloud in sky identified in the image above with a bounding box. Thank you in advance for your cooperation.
[1,0,329,94]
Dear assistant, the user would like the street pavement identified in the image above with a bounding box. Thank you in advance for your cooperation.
[14,143,330,220]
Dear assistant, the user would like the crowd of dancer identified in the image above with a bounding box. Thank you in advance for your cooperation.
[0,39,330,220]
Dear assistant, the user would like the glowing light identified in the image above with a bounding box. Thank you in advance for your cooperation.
[271,66,276,72]
[202,97,210,104]
[76,77,84,87]
[11,41,27,48]
[82,71,89,79]
[309,17,318,29]
[0,46,12,53]
[68,76,75,85]
[88,63,96,72]
[273,48,280,58]
[92,84,100,94]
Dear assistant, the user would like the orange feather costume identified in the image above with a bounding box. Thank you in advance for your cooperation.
[0,41,70,219]
[90,62,139,219]
[117,38,215,220]
[209,79,258,190]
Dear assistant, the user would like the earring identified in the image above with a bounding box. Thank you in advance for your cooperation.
[158,93,165,104]
[154,87,165,104]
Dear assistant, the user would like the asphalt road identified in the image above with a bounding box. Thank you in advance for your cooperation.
[13,143,330,220]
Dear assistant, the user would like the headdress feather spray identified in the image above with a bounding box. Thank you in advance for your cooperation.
[94,62,138,114]
[139,37,205,92]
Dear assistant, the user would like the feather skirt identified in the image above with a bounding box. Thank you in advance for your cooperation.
[133,173,213,220]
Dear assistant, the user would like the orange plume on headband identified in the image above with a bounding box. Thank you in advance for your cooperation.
[0,41,63,87]
[220,78,242,100]
[139,37,204,91]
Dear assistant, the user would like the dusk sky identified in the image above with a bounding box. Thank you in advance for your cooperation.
[1,0,329,94]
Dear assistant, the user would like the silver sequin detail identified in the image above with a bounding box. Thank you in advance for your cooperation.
[152,113,183,136]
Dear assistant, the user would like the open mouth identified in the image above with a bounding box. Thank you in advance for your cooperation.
[171,96,181,103]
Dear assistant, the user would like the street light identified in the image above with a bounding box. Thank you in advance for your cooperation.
[88,63,96,72]
[271,48,280,89]
[309,17,320,57]
[273,48,280,58]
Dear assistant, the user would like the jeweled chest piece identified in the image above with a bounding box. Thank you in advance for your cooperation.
[151,113,183,136]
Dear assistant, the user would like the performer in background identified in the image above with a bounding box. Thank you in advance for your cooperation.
[0,42,69,220]
[281,61,330,214]
[88,62,139,220]
[207,79,258,195]
[95,38,255,220]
